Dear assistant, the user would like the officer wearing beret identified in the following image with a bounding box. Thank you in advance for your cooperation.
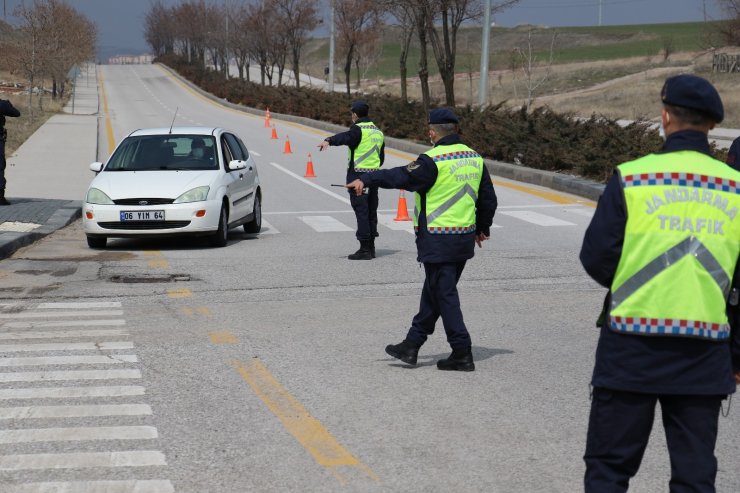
[318,100,385,260]
[727,136,739,171]
[347,108,497,371]
[0,98,21,206]
[580,74,740,491]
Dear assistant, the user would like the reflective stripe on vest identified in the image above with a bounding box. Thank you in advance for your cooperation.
[609,151,740,341]
[414,144,482,234]
[351,122,384,170]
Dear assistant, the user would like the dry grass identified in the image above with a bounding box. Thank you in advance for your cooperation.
[0,71,66,156]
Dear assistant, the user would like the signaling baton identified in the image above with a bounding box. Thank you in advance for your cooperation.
[330,184,347,187]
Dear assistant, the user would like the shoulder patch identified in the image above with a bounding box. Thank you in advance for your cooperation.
[406,161,421,172]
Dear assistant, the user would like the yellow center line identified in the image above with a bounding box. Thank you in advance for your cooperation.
[98,67,116,155]
[148,259,169,269]
[232,359,378,484]
[209,331,238,344]
[167,288,192,299]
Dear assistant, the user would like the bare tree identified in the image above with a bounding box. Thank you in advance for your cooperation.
[381,1,416,102]
[335,0,381,95]
[273,0,319,89]
[715,0,740,45]
[514,28,557,111]
[145,1,175,57]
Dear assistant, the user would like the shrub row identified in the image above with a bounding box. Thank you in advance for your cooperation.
[157,54,721,183]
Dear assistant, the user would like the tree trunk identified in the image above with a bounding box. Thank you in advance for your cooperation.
[416,16,431,112]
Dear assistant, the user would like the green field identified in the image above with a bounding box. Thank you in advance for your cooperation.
[304,21,718,81]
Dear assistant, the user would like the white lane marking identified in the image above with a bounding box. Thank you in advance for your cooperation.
[299,215,353,232]
[497,203,587,209]
[0,330,128,340]
[5,480,175,493]
[270,162,351,205]
[3,319,126,328]
[0,403,151,420]
[0,342,134,352]
[0,450,167,470]
[0,369,142,382]
[0,310,124,319]
[491,223,503,228]
[0,222,41,232]
[250,150,261,156]
[0,426,158,444]
[0,355,138,367]
[377,214,414,234]
[36,302,122,309]
[498,210,577,226]
[0,386,145,400]
[257,219,279,235]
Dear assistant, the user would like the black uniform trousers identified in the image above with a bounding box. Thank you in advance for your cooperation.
[584,387,724,493]
[0,133,6,191]
[406,261,471,349]
[348,184,378,241]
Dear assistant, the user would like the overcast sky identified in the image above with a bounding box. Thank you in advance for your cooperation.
[0,0,726,58]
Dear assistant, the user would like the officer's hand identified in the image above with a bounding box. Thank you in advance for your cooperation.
[346,179,364,196]
[735,372,740,384]
[475,233,489,248]
[317,140,330,152]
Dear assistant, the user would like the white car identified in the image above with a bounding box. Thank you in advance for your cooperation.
[83,127,261,248]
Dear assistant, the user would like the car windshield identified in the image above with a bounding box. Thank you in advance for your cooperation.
[104,135,219,171]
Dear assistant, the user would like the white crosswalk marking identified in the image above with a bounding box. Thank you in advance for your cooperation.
[0,404,152,420]
[566,208,596,218]
[0,330,128,340]
[257,219,279,235]
[0,386,145,400]
[0,355,138,366]
[0,342,134,352]
[377,214,414,234]
[4,480,175,493]
[0,426,158,444]
[299,215,353,232]
[0,450,167,470]
[498,210,577,226]
[3,319,126,328]
[0,369,142,382]
[0,301,172,487]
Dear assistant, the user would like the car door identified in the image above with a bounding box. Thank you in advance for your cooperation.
[220,134,250,222]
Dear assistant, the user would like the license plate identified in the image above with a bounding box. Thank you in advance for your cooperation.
[119,210,165,221]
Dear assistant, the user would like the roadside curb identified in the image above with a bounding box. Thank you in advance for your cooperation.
[157,63,607,202]
[0,201,82,260]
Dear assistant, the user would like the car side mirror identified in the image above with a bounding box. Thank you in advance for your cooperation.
[89,162,104,172]
[228,160,247,171]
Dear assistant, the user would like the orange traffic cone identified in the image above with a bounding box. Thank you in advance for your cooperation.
[304,153,316,178]
[270,125,278,140]
[394,189,411,221]
[264,108,271,128]
[283,135,293,154]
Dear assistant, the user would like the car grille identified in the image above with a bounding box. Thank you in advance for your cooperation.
[113,198,175,205]
[98,221,191,230]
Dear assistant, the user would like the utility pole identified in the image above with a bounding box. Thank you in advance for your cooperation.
[598,0,602,26]
[329,0,335,92]
[478,0,491,107]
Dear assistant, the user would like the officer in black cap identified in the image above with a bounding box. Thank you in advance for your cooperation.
[346,107,497,371]
[318,100,385,260]
[580,74,740,491]
[0,98,20,206]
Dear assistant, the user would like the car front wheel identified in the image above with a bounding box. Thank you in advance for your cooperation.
[210,205,228,247]
[243,194,261,234]
[87,235,107,249]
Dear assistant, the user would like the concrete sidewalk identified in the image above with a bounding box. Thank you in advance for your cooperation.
[0,63,99,259]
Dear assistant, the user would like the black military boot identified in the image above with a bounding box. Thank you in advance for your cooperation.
[348,240,373,260]
[369,238,376,258]
[437,347,475,372]
[385,339,420,366]
[0,190,9,206]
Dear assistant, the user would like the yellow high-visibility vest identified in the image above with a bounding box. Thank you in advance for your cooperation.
[351,121,384,171]
[610,151,740,340]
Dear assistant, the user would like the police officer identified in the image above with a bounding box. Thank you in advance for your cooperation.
[346,108,497,371]
[318,100,384,260]
[580,74,740,492]
[0,98,21,206]
[727,136,739,171]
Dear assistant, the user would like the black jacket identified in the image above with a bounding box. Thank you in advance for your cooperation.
[325,116,385,181]
[0,99,21,132]
[728,136,739,171]
[360,134,498,263]
[580,130,740,394]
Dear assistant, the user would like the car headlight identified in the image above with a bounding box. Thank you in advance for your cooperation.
[86,188,114,204]
[173,186,210,204]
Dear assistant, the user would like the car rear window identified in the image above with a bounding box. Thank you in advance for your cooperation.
[105,135,218,171]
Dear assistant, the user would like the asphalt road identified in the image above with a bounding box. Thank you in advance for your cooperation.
[0,64,737,492]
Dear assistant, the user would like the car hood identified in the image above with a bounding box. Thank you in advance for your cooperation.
[90,170,218,200]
